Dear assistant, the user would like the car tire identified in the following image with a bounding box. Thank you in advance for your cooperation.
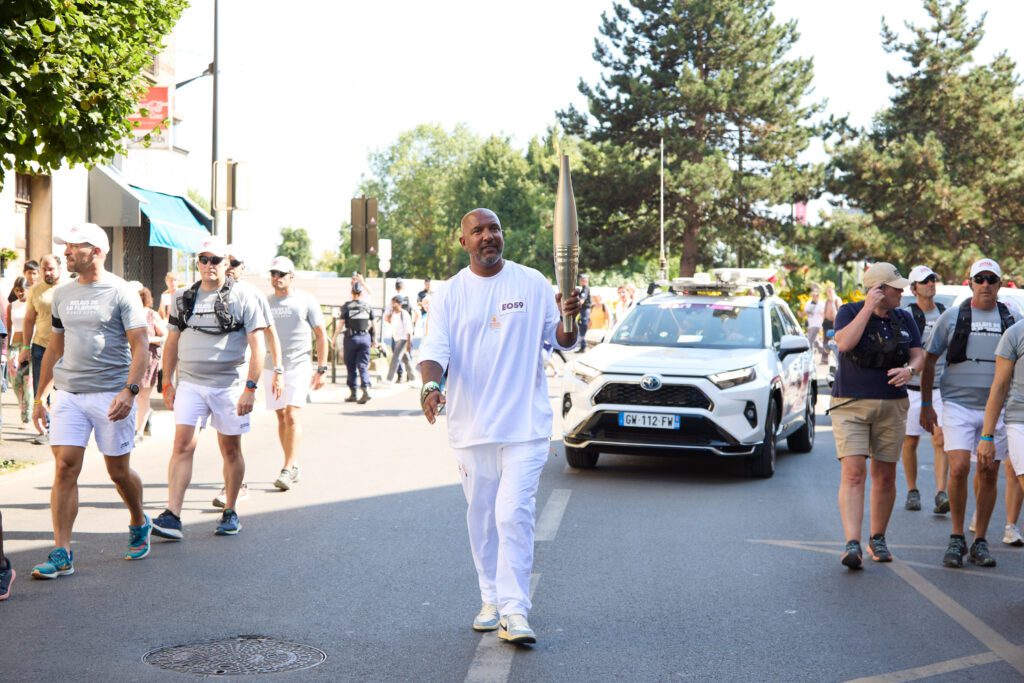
[565,445,599,469]
[749,398,778,478]
[787,388,816,453]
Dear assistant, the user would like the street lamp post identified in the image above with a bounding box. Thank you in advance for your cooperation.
[211,0,221,236]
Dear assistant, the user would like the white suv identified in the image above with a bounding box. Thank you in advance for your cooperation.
[561,274,816,478]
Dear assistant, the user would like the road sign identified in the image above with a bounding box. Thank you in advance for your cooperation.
[379,259,391,273]
[351,197,380,255]
[378,239,392,261]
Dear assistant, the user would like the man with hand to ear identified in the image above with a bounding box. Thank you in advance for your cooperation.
[419,208,580,646]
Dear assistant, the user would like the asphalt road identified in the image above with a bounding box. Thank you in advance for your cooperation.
[2,379,1024,682]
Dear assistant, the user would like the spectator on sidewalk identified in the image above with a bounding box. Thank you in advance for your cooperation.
[385,295,415,384]
[19,254,63,445]
[6,276,32,428]
[135,286,165,440]
[803,284,827,364]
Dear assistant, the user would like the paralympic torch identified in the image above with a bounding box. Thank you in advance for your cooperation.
[553,154,580,334]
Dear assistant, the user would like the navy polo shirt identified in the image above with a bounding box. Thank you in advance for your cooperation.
[832,301,922,400]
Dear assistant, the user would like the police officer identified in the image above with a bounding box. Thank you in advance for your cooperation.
[337,281,374,404]
[921,258,1018,568]
[831,263,924,569]
[900,266,949,513]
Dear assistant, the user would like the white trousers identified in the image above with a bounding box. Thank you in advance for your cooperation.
[453,438,549,617]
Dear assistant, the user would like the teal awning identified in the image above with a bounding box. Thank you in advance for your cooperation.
[130,185,210,253]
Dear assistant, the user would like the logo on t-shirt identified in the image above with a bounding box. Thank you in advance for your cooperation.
[499,299,526,316]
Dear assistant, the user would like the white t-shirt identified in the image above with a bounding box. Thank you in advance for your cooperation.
[389,308,413,341]
[419,261,566,449]
[804,298,826,328]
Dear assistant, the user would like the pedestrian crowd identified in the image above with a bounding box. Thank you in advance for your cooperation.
[830,258,1024,572]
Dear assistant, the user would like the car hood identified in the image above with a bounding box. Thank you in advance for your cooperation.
[576,343,770,376]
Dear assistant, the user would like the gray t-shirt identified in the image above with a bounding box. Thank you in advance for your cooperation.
[903,303,945,388]
[267,290,324,369]
[995,320,1024,423]
[928,304,1017,409]
[172,282,268,388]
[51,276,147,394]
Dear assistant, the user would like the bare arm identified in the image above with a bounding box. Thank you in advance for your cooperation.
[236,329,266,416]
[18,304,36,363]
[161,328,180,410]
[31,333,64,433]
[978,356,1014,467]
[418,360,446,424]
[107,328,150,422]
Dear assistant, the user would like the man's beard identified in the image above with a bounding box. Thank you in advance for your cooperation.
[44,274,57,285]
[478,246,503,267]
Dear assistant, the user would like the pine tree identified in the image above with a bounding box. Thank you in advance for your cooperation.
[560,0,822,275]
[828,0,1024,279]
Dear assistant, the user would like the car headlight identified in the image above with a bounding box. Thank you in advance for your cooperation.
[709,366,757,389]
[570,362,601,383]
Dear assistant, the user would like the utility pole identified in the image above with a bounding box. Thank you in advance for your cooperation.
[210,0,221,236]
[659,137,667,283]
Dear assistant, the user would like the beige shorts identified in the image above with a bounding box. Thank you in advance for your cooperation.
[830,396,909,462]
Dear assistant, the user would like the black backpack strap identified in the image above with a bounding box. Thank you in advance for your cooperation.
[169,282,202,331]
[908,303,926,335]
[937,302,946,314]
[946,299,973,365]
[998,301,1015,332]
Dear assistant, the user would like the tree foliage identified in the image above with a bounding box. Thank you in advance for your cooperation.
[827,0,1024,279]
[276,227,313,270]
[560,0,823,275]
[0,0,186,189]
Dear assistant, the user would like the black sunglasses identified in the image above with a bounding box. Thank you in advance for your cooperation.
[229,259,244,268]
[270,270,289,278]
[198,255,224,265]
[918,274,938,284]
[973,274,1000,285]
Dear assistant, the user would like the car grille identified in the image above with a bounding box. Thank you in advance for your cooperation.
[593,383,712,410]
[564,412,753,455]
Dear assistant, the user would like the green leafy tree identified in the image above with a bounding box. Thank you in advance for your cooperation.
[276,227,313,270]
[828,0,1024,280]
[187,188,211,213]
[0,0,187,189]
[560,0,823,276]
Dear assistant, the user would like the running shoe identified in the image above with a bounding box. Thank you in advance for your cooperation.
[473,603,500,632]
[905,489,921,511]
[868,534,893,562]
[969,539,997,567]
[215,508,241,536]
[943,535,967,568]
[125,513,152,560]
[1004,524,1024,547]
[212,483,250,508]
[31,547,73,579]
[273,468,298,491]
[31,433,48,445]
[933,491,950,514]
[841,540,863,570]
[0,559,15,600]
[498,614,536,644]
[152,510,183,540]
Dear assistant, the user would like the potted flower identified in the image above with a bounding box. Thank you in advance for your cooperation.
[0,247,17,278]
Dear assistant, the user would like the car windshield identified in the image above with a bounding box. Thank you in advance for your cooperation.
[610,301,764,349]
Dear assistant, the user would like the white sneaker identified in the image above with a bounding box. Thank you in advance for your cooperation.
[498,614,536,644]
[1004,524,1024,546]
[472,603,500,632]
[969,511,977,534]
[212,483,250,508]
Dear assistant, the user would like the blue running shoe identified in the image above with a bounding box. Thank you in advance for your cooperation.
[32,547,74,580]
[152,511,183,541]
[215,508,241,536]
[125,514,152,560]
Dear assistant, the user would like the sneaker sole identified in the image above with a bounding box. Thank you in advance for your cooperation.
[933,506,950,514]
[841,553,863,570]
[968,556,997,567]
[273,479,291,491]
[473,621,500,632]
[1005,538,1024,547]
[868,548,893,563]
[125,525,153,560]
[152,525,183,541]
[498,630,536,644]
[215,524,242,536]
[31,567,73,580]
[943,556,965,568]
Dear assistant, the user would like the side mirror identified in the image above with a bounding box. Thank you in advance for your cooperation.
[779,334,810,359]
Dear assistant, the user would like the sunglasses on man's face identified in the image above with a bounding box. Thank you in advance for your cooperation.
[229,259,243,268]
[918,274,938,284]
[973,274,1000,285]
[198,255,224,266]
[270,270,288,278]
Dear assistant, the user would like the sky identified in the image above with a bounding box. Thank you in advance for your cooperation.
[168,0,1024,267]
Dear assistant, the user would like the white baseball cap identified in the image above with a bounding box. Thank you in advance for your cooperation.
[970,258,1002,278]
[269,256,295,273]
[54,223,109,253]
[196,237,229,258]
[908,265,937,283]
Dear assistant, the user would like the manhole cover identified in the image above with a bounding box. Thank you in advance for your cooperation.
[143,635,326,675]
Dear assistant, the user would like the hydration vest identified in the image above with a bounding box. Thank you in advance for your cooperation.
[343,299,372,333]
[847,305,912,370]
[908,302,945,336]
[946,299,1014,365]
[170,278,244,335]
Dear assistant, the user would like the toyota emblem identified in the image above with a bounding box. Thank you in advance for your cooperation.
[640,374,663,391]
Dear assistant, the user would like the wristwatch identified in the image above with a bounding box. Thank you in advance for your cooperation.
[317,365,329,375]
[273,366,284,375]
[245,379,258,391]
[125,383,140,395]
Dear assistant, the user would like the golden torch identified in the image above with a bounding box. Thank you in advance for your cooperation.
[553,154,580,334]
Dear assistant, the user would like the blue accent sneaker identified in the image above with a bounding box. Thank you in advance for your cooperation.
[32,547,74,580]
[215,508,241,536]
[152,511,183,540]
[125,514,152,560]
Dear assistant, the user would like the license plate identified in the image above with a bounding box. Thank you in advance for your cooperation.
[618,412,681,429]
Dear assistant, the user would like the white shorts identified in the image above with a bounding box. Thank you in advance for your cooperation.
[263,365,311,410]
[1006,424,1024,476]
[906,389,943,437]
[942,400,1006,462]
[50,389,136,456]
[174,381,250,436]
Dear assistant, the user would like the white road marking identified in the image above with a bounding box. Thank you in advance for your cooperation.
[844,652,1000,682]
[463,574,540,683]
[535,489,572,542]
